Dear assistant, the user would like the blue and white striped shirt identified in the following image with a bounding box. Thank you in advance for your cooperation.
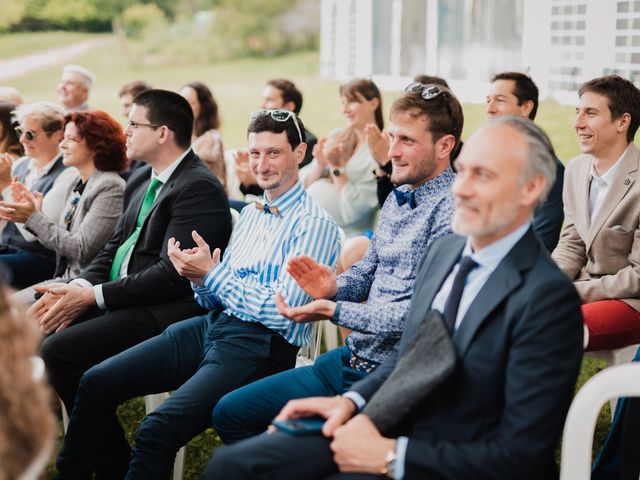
[192,182,341,346]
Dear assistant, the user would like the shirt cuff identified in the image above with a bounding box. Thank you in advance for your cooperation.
[94,285,106,309]
[394,436,409,480]
[202,262,232,296]
[71,278,93,288]
[342,391,366,411]
[71,278,105,309]
[332,302,342,322]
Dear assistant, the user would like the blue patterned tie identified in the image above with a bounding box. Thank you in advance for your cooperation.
[393,188,416,209]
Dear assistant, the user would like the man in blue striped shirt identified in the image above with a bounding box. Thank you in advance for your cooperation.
[55,110,341,479]
[211,83,463,445]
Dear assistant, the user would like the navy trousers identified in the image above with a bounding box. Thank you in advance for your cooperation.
[56,311,298,479]
[0,248,55,288]
[213,346,368,444]
[206,429,385,479]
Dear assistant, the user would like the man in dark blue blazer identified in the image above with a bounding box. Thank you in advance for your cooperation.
[206,115,584,480]
[486,71,565,252]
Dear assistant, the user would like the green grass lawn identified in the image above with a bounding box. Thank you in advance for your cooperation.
[0,31,107,59]
[7,33,609,479]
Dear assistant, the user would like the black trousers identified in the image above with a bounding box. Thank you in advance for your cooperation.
[206,430,385,480]
[40,301,206,413]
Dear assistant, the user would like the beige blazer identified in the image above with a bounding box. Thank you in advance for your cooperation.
[552,143,640,311]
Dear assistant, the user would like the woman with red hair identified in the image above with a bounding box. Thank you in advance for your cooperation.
[0,110,127,284]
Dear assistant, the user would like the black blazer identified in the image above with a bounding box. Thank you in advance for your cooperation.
[352,228,584,480]
[80,151,231,326]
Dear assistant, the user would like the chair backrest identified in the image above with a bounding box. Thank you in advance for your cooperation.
[560,362,640,479]
[296,321,325,367]
[229,208,240,229]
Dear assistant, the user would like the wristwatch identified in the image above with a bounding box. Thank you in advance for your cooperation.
[381,448,397,479]
[332,167,345,176]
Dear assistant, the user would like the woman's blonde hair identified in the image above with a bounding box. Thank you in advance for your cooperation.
[0,285,55,480]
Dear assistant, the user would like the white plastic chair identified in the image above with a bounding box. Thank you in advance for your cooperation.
[143,393,185,480]
[583,322,640,417]
[61,393,185,480]
[296,320,325,367]
[560,362,640,480]
[229,208,240,229]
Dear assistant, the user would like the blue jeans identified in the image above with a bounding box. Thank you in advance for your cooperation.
[213,346,368,444]
[0,248,55,288]
[56,311,298,480]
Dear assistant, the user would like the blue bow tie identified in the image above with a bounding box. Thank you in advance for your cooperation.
[393,188,417,209]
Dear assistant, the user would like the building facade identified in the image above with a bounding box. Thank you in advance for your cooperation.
[320,0,640,102]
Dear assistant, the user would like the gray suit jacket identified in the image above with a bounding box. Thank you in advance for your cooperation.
[552,142,640,311]
[24,170,125,278]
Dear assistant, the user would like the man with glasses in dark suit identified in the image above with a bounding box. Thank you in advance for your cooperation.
[32,89,231,477]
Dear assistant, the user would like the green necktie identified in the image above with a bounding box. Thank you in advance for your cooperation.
[109,177,163,281]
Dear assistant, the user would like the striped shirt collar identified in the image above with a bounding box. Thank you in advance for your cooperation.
[261,181,305,215]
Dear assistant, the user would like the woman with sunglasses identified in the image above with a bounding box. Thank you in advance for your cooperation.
[0,110,127,287]
[0,101,73,288]
[180,81,226,191]
[302,78,382,238]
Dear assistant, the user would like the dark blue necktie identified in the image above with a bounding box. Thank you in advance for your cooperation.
[443,256,478,334]
[393,188,416,209]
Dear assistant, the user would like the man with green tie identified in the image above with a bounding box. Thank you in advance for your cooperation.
[32,90,231,440]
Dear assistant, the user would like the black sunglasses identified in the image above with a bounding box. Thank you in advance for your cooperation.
[14,126,36,141]
[404,82,457,131]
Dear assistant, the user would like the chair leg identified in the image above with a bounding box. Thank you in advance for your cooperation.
[585,344,640,418]
[61,400,69,432]
[144,393,186,480]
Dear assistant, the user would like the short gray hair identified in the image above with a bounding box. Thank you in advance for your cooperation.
[12,101,65,135]
[488,115,557,206]
[62,64,95,89]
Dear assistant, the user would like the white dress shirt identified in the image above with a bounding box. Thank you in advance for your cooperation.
[588,147,626,224]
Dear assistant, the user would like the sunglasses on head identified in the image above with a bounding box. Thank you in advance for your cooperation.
[250,109,303,145]
[404,82,451,100]
[14,126,36,141]
[404,82,457,130]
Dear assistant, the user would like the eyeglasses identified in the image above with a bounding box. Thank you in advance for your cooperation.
[15,127,37,141]
[250,109,303,145]
[127,120,161,130]
[404,82,450,100]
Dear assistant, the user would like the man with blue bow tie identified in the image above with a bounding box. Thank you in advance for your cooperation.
[211,83,464,444]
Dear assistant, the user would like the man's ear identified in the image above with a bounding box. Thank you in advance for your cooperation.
[521,100,535,118]
[294,142,307,165]
[436,134,456,160]
[521,172,546,208]
[157,125,171,145]
[617,112,631,135]
[284,101,297,113]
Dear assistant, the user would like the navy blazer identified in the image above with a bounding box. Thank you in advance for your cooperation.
[352,228,584,480]
[80,150,232,327]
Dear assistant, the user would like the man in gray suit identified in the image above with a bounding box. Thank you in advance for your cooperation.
[552,75,640,352]
[206,116,585,480]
